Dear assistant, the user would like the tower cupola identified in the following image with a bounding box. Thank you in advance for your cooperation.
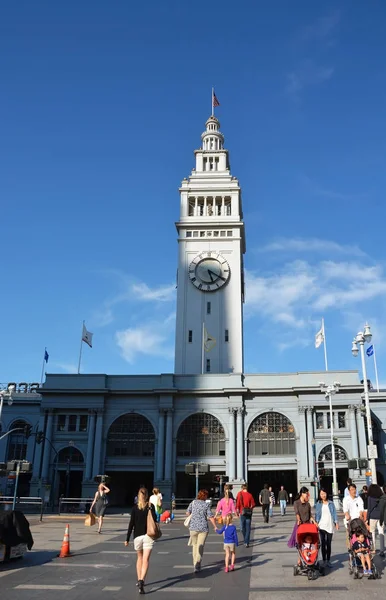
[201,116,224,151]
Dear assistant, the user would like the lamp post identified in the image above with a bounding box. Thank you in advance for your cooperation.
[319,382,341,510]
[0,385,15,427]
[351,323,377,485]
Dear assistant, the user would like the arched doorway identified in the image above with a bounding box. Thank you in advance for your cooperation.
[105,413,156,506]
[56,447,84,501]
[247,412,297,499]
[318,444,349,497]
[176,413,226,497]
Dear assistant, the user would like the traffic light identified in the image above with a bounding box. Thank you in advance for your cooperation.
[185,464,195,475]
[36,431,44,444]
[358,458,368,469]
[348,459,358,469]
[23,424,32,438]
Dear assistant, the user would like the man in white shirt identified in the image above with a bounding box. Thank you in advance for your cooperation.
[343,483,364,524]
[344,478,358,498]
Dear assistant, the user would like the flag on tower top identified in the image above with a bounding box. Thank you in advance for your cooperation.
[315,324,324,349]
[212,90,220,107]
[82,323,93,348]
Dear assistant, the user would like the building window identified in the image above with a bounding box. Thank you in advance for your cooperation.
[338,412,346,429]
[193,231,198,237]
[225,329,229,342]
[57,447,84,464]
[79,415,88,432]
[220,231,226,236]
[177,413,226,457]
[316,412,324,429]
[6,420,29,461]
[107,414,155,457]
[188,330,193,343]
[327,412,335,429]
[248,412,296,456]
[213,231,219,237]
[318,445,348,462]
[207,302,211,315]
[227,231,233,236]
[57,415,66,431]
[200,231,205,237]
[68,415,77,432]
[186,231,192,237]
[206,359,211,372]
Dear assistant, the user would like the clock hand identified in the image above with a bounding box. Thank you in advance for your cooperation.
[207,270,214,282]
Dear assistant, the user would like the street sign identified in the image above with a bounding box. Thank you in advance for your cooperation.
[367,445,378,459]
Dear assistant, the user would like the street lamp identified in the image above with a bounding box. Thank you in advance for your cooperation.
[320,382,341,510]
[352,323,377,485]
[0,385,15,428]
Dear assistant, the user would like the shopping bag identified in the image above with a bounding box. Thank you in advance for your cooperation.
[85,513,96,527]
[147,507,162,540]
[216,516,223,525]
[184,514,192,528]
[287,522,298,548]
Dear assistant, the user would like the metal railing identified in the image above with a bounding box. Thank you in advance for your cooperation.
[58,496,94,515]
[0,496,45,521]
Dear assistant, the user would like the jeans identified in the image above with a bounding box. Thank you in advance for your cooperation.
[262,504,269,523]
[319,529,333,561]
[280,500,287,515]
[189,531,208,566]
[240,515,252,545]
[269,505,273,517]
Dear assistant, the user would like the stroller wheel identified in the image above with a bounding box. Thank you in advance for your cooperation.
[293,566,298,576]
[319,567,325,576]
[353,571,359,579]
[307,571,314,581]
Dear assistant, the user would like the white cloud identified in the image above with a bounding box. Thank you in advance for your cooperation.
[300,11,340,43]
[259,238,366,258]
[131,282,176,302]
[115,324,174,364]
[286,61,334,101]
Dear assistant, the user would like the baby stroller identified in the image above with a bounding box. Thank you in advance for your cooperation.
[347,518,379,580]
[293,523,324,580]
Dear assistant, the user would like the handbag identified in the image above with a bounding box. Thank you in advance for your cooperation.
[287,522,298,548]
[240,492,253,518]
[85,513,96,527]
[184,514,192,528]
[216,516,224,525]
[147,506,162,540]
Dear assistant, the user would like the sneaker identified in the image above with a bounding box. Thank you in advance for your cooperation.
[368,570,373,576]
[245,543,250,548]
[230,565,235,571]
[194,562,201,573]
[363,570,369,576]
[327,561,333,568]
[224,567,229,573]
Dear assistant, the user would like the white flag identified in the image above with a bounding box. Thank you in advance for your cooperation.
[203,326,216,352]
[82,324,93,348]
[315,325,324,349]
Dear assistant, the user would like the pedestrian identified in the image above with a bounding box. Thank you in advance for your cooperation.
[269,486,275,518]
[236,483,256,548]
[344,478,358,498]
[315,488,339,567]
[292,487,315,565]
[360,485,368,520]
[367,483,385,557]
[221,483,234,501]
[278,486,289,516]
[186,489,216,573]
[259,483,271,524]
[215,485,236,522]
[215,513,239,572]
[125,487,157,594]
[149,487,163,522]
[89,482,110,534]
[343,483,364,526]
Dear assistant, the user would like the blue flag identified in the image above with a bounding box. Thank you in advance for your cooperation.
[44,349,49,363]
[366,345,374,357]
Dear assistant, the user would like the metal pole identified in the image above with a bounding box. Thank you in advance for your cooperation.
[12,462,21,510]
[359,341,377,484]
[0,394,4,427]
[327,390,340,510]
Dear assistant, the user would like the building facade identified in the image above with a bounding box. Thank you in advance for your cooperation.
[1,114,386,505]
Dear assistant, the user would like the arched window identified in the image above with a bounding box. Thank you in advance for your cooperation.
[6,420,29,461]
[107,414,155,457]
[177,413,225,457]
[248,412,296,456]
[57,447,84,464]
[318,445,348,462]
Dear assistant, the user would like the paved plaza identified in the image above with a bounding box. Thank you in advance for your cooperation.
[0,511,385,599]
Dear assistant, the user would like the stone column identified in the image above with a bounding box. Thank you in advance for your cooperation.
[228,408,236,481]
[306,406,314,478]
[348,405,359,458]
[92,410,104,478]
[297,406,307,481]
[236,408,244,481]
[41,410,54,482]
[85,411,96,480]
[164,410,173,480]
[157,409,166,481]
[356,407,367,458]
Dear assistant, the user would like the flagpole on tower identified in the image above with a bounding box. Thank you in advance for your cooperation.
[211,87,214,116]
[40,347,48,385]
[78,321,84,374]
[322,318,328,371]
[372,343,380,393]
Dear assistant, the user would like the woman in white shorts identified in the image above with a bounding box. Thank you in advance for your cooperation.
[125,487,157,594]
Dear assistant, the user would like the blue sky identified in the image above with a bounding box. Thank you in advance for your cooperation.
[1,1,386,385]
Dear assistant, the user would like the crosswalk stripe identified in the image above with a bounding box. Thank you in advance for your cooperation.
[43,563,127,568]
[102,587,122,591]
[150,587,210,593]
[16,584,74,590]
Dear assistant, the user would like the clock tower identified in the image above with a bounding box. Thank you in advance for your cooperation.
[174,114,245,374]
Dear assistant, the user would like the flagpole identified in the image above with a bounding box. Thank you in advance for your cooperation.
[201,322,205,374]
[78,321,84,374]
[322,318,329,371]
[372,343,380,393]
[40,347,46,385]
[211,87,214,116]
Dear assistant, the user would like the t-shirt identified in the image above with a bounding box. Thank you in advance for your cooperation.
[343,495,364,520]
[278,490,289,502]
[294,499,312,524]
[352,539,370,553]
[187,499,213,532]
[126,505,156,541]
[260,489,271,504]
[149,493,162,511]
[216,497,236,516]
[318,502,333,534]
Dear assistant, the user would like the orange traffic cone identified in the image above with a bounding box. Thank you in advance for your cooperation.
[58,524,71,558]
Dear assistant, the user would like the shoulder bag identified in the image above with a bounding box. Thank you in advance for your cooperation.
[240,493,253,518]
[184,513,192,527]
[147,506,162,540]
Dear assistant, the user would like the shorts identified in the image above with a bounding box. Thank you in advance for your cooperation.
[224,543,236,552]
[369,519,384,534]
[133,535,155,551]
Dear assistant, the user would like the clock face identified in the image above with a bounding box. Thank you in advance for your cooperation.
[189,252,230,292]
